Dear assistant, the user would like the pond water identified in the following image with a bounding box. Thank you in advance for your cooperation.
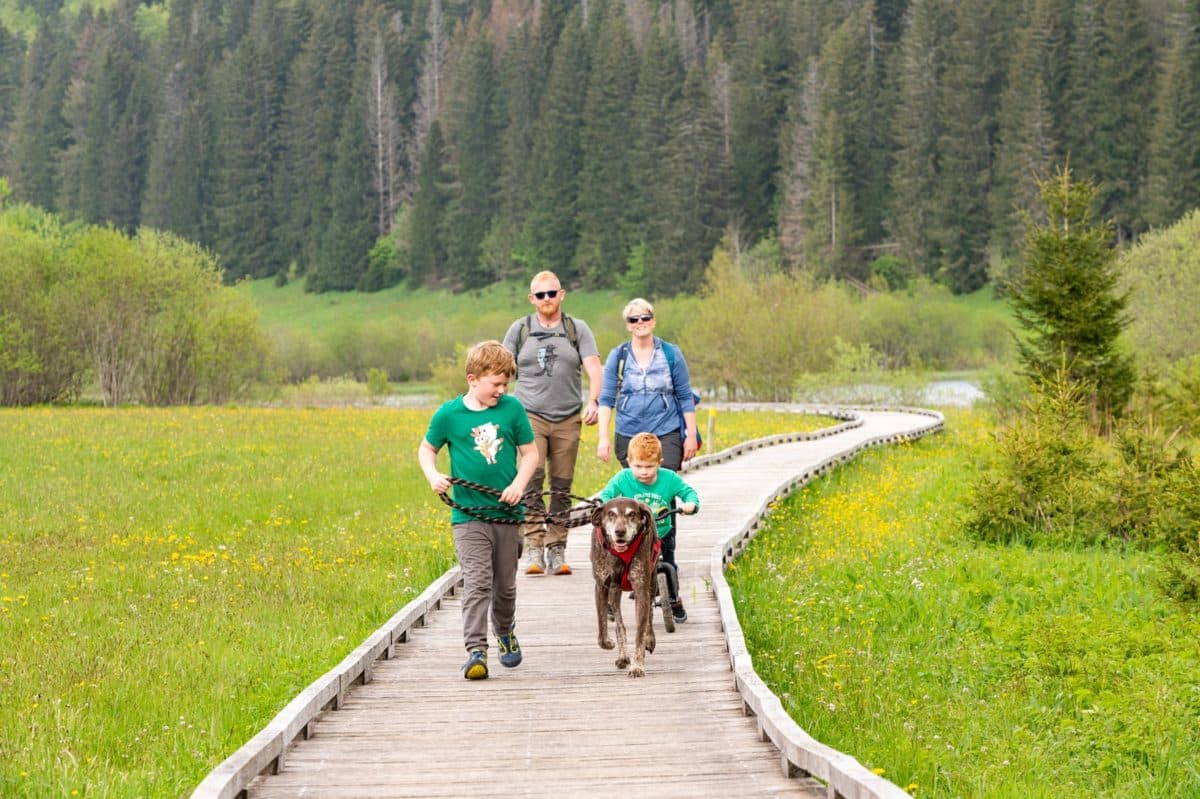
[795,379,985,408]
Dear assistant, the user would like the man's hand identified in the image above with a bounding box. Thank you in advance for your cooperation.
[582,398,599,425]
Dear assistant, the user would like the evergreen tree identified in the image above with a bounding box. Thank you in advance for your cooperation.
[627,23,685,255]
[648,61,729,294]
[312,87,376,292]
[278,0,357,278]
[727,0,794,243]
[408,121,451,284]
[361,3,407,240]
[931,0,1005,293]
[574,3,639,285]
[522,11,587,281]
[800,4,891,281]
[142,0,225,247]
[1144,3,1200,228]
[58,5,153,233]
[481,20,542,281]
[10,17,71,211]
[0,26,24,180]
[890,0,951,274]
[990,0,1068,260]
[211,0,290,281]
[440,16,503,289]
[1064,0,1155,239]
[1008,166,1134,426]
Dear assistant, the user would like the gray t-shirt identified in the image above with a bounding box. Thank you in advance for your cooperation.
[502,314,600,422]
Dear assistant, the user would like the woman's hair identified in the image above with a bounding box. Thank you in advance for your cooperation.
[465,340,517,379]
[622,297,654,319]
[627,432,663,463]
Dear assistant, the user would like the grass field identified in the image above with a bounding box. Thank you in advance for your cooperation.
[241,278,640,358]
[0,405,828,797]
[729,408,1200,798]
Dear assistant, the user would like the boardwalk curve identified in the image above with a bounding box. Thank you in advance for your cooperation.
[193,406,943,799]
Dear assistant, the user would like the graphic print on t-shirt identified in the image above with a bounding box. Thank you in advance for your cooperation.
[471,422,503,464]
[535,342,559,376]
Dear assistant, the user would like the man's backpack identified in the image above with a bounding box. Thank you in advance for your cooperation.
[614,339,701,447]
[514,314,580,376]
[516,314,579,352]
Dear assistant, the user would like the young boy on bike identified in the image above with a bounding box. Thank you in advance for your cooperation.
[597,432,699,622]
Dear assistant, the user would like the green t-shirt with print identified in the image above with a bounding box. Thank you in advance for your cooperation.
[424,393,535,524]
[598,467,699,538]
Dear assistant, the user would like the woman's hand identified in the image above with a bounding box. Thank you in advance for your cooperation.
[597,438,611,463]
[683,432,699,461]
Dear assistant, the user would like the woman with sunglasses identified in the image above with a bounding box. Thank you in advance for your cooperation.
[596,298,698,622]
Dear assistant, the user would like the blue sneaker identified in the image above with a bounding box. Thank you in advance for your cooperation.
[497,631,522,668]
[462,648,488,680]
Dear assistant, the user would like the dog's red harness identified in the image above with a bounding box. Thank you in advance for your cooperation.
[595,526,661,592]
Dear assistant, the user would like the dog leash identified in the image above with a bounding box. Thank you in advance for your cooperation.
[437,477,600,527]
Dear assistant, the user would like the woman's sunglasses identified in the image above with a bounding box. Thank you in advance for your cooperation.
[532,290,560,299]
[626,314,654,323]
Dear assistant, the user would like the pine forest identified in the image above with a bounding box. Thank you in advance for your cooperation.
[2,0,1199,296]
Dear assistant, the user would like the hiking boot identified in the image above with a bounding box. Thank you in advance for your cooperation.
[497,631,522,668]
[670,600,687,623]
[462,648,488,680]
[546,544,572,575]
[524,546,545,575]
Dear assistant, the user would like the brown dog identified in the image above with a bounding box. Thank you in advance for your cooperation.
[590,498,658,677]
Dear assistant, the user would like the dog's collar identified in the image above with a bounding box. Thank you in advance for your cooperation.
[595,525,659,574]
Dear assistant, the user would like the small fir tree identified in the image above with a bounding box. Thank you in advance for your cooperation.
[1007,165,1135,429]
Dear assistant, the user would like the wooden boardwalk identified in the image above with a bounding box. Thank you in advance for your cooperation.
[197,407,942,799]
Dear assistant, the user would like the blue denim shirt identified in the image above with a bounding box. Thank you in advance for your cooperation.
[598,338,696,438]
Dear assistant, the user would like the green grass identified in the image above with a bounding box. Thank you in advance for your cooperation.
[0,405,830,797]
[728,408,1200,797]
[241,278,637,356]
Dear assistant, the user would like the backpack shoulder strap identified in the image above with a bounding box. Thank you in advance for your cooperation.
[516,314,532,353]
[615,341,630,394]
[562,314,579,352]
[659,338,676,371]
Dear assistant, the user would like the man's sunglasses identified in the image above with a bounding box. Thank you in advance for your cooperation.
[532,290,560,300]
[627,314,654,323]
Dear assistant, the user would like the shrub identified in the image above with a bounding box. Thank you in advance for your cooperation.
[967,369,1109,546]
[0,205,87,404]
[1154,459,1200,604]
[366,367,390,396]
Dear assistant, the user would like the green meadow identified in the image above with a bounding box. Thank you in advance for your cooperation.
[0,405,825,797]
[729,409,1200,798]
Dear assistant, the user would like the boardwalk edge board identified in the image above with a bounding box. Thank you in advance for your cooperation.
[191,405,943,799]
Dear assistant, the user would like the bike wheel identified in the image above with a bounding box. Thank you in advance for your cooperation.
[657,570,675,633]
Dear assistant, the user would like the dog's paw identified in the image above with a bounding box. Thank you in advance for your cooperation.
[598,637,614,650]
[627,665,645,678]
[615,655,630,669]
[646,633,656,653]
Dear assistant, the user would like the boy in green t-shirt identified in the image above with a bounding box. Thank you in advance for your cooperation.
[598,432,699,622]
[419,341,539,680]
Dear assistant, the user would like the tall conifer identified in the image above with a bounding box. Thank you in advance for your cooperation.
[10,17,71,211]
[574,3,639,285]
[1144,3,1200,227]
[211,0,289,281]
[440,16,503,289]
[522,11,587,281]
[142,0,224,247]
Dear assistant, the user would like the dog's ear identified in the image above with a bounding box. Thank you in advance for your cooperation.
[640,503,656,535]
[590,504,604,528]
